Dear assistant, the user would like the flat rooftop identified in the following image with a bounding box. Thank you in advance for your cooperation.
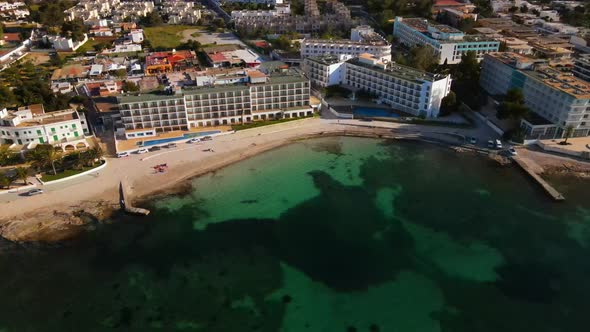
[13,110,77,127]
[490,53,590,99]
[347,56,446,83]
[303,37,389,47]
[398,17,496,43]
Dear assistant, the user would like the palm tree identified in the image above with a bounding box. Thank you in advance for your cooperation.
[15,167,29,185]
[0,173,11,189]
[563,125,575,145]
[0,145,10,166]
[86,147,104,166]
[28,145,62,175]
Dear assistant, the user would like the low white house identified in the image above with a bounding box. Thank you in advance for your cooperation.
[0,105,90,150]
[45,34,88,52]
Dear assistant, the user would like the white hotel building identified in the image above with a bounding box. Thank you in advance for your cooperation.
[0,105,90,150]
[304,53,452,118]
[118,69,313,139]
[301,26,392,61]
[393,17,500,64]
[480,52,590,139]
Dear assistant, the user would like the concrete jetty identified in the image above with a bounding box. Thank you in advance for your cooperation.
[119,182,150,216]
[512,156,565,201]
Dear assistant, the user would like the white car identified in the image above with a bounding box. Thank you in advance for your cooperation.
[25,189,44,196]
[117,151,130,158]
[137,148,149,154]
[495,139,503,149]
[187,137,201,143]
[508,147,517,156]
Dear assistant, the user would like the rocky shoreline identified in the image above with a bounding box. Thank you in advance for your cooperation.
[0,200,117,243]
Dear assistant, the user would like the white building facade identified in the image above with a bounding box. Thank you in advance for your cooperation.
[0,107,90,149]
[118,70,313,138]
[393,17,500,64]
[480,52,590,138]
[304,53,452,118]
[301,26,391,61]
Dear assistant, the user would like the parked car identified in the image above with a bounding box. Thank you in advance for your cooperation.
[117,151,130,158]
[508,147,517,156]
[149,146,161,152]
[167,143,177,148]
[495,139,503,149]
[201,136,212,141]
[25,189,44,196]
[487,140,495,148]
[187,137,201,143]
[468,137,477,144]
[137,148,149,154]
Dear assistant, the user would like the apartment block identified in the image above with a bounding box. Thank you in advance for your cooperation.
[480,52,590,139]
[118,69,312,139]
[573,55,590,82]
[393,17,499,64]
[304,53,452,118]
[0,105,90,149]
[301,26,392,61]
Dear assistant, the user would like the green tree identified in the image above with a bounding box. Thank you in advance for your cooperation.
[521,5,529,13]
[450,51,482,109]
[0,145,12,166]
[439,91,458,116]
[0,24,3,41]
[122,81,140,92]
[0,173,12,189]
[84,147,103,167]
[28,145,62,175]
[459,18,476,32]
[112,69,127,79]
[562,125,575,144]
[61,19,85,42]
[138,12,164,27]
[409,46,437,71]
[497,88,529,120]
[15,167,29,185]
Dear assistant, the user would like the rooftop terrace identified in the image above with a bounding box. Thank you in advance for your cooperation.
[348,54,447,83]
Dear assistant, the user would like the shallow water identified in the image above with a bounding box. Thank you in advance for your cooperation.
[1,136,589,332]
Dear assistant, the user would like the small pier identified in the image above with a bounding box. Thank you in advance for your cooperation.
[512,157,565,201]
[119,182,151,216]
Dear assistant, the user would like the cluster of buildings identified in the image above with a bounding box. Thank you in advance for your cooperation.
[300,26,392,62]
[160,0,202,25]
[0,1,28,20]
[0,104,91,151]
[480,52,590,139]
[304,53,452,118]
[393,17,500,65]
[64,0,201,25]
[65,0,155,23]
[232,0,356,35]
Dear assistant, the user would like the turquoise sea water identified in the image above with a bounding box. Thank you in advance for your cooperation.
[1,136,589,331]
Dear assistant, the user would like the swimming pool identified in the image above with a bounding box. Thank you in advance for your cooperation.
[139,130,222,147]
[353,107,401,118]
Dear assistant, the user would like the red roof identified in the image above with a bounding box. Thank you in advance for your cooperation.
[434,0,463,6]
[208,53,227,63]
[255,41,270,48]
[3,33,22,43]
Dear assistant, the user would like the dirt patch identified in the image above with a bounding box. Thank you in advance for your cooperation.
[24,52,50,64]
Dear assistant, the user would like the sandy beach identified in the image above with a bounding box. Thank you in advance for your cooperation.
[0,117,587,242]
